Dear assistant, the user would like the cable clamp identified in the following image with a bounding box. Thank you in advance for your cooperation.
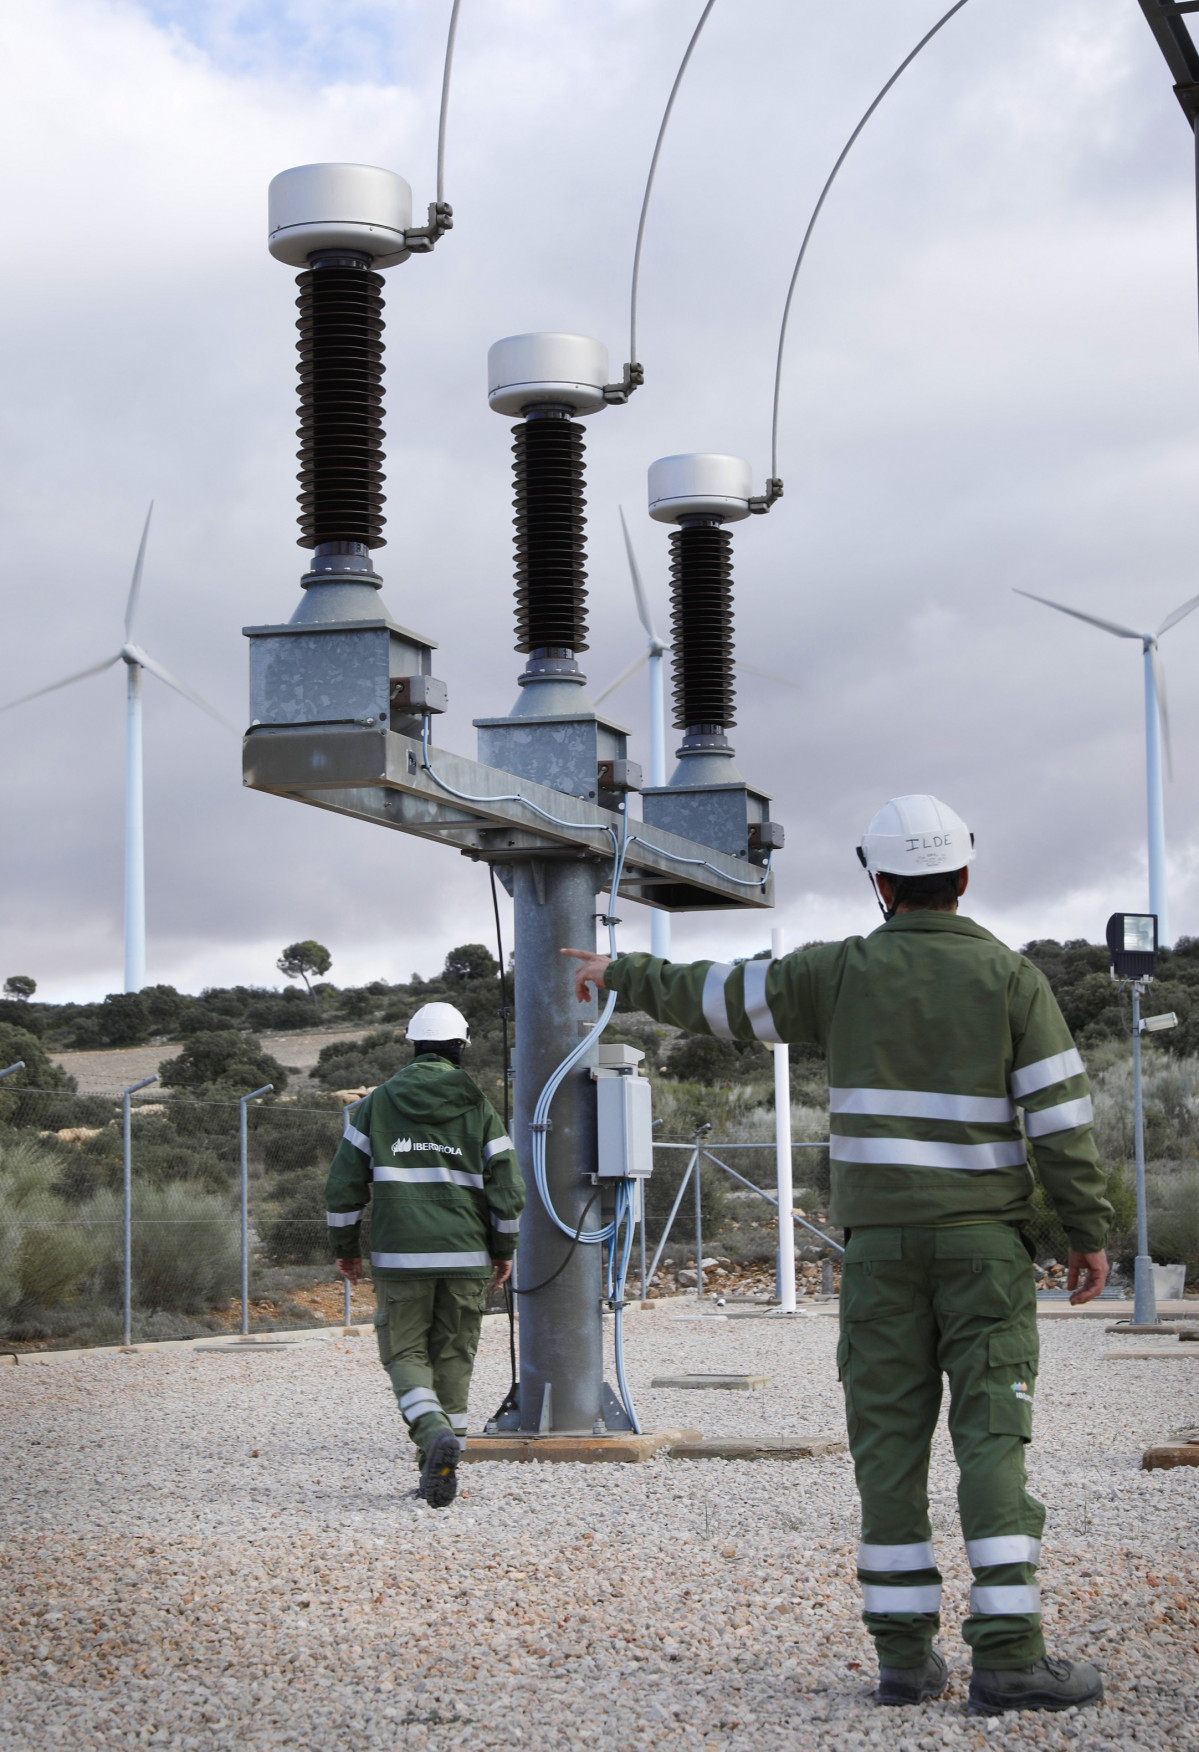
[531,1121,553,1134]
[602,360,644,404]
[403,200,454,254]
[597,913,621,927]
[748,477,784,515]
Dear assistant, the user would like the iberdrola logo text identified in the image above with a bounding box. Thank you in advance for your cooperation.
[1011,1379,1034,1403]
[390,1136,464,1159]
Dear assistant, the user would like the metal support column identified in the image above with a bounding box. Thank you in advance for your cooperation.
[513,857,604,1432]
[1131,982,1159,1325]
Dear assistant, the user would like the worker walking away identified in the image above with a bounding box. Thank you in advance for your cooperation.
[325,1001,524,1508]
[563,796,1111,1716]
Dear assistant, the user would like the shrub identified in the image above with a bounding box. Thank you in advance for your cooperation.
[260,1178,332,1266]
[261,1118,342,1177]
[158,1030,288,1094]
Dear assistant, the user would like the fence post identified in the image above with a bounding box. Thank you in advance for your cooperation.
[771,927,797,1313]
[122,1075,158,1348]
[239,1085,274,1336]
[694,1147,704,1296]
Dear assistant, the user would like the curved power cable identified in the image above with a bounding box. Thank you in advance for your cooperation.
[769,0,973,482]
[436,0,462,207]
[617,0,719,397]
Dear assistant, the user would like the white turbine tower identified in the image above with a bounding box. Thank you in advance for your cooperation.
[595,509,671,957]
[1015,586,1199,946]
[0,505,235,991]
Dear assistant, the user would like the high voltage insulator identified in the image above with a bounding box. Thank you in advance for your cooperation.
[668,523,734,730]
[512,416,588,653]
[295,258,386,550]
[489,333,610,667]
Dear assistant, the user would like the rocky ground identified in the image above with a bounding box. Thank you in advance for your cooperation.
[0,1310,1195,1751]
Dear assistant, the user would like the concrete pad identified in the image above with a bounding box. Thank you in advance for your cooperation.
[1142,1442,1199,1471]
[650,1373,771,1391]
[1106,1346,1199,1361]
[666,1435,846,1461]
[462,1427,701,1465]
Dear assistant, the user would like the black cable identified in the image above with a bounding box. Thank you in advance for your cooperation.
[488,863,511,1130]
[511,1188,602,1296]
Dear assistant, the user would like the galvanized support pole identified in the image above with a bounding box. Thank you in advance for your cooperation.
[122,1075,157,1347]
[639,1187,648,1300]
[239,1084,273,1336]
[1131,982,1158,1325]
[513,858,603,1433]
[694,1148,704,1295]
[771,926,796,1312]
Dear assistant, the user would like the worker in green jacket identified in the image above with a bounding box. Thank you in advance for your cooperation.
[564,795,1110,1716]
[325,1000,525,1508]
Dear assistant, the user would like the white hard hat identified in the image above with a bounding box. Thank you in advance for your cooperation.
[405,1002,470,1043]
[857,795,975,877]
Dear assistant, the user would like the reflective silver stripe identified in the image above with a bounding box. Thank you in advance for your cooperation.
[970,1584,1041,1615]
[345,1123,370,1155]
[1010,1048,1083,1099]
[483,1135,514,1162]
[372,1164,485,1190]
[371,1250,491,1270]
[1023,1095,1093,1138]
[489,1215,521,1234]
[449,1414,469,1431]
[742,960,783,1044]
[831,1088,1015,1124]
[966,1535,1042,1569]
[857,1541,936,1573]
[399,1388,442,1418]
[326,1208,364,1228]
[701,962,735,1039]
[830,1135,1028,1171]
[861,1584,942,1614]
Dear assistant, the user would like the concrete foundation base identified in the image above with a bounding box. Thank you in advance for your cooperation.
[463,1427,700,1465]
[1142,1440,1199,1471]
[666,1435,846,1460]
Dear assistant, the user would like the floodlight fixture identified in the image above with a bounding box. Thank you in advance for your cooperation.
[1106,912,1158,982]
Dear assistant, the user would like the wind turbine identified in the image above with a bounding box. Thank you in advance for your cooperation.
[596,509,671,957]
[0,505,235,992]
[1015,586,1199,946]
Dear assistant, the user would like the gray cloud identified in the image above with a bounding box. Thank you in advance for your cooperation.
[1,0,1197,1000]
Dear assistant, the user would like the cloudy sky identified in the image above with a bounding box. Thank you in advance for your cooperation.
[2,0,1198,1002]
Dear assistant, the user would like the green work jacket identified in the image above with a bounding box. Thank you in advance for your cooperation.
[605,913,1111,1252]
[324,1055,525,1278]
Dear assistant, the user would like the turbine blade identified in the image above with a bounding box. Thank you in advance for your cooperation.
[0,654,122,712]
[619,505,658,642]
[1012,588,1141,641]
[1157,591,1199,638]
[124,502,154,639]
[1148,642,1173,782]
[735,660,803,692]
[133,648,238,732]
[594,649,649,705]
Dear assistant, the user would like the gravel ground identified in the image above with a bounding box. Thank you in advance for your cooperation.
[1,1308,1196,1751]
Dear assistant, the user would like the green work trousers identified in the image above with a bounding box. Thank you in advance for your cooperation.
[837,1223,1044,1670]
[374,1276,488,1462]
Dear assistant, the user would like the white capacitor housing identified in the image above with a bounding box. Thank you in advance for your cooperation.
[268,164,414,268]
[595,1061,654,1179]
[647,453,753,523]
[488,333,609,417]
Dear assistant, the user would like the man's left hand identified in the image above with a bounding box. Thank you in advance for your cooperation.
[336,1258,363,1284]
[1067,1249,1108,1305]
[490,1259,512,1290]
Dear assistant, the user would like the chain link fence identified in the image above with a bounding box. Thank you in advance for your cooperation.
[0,1088,371,1350]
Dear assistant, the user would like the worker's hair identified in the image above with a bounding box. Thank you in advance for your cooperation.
[879,868,965,915]
[412,1040,465,1065]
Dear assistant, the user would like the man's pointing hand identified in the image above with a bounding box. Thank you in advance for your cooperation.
[561,947,612,1004]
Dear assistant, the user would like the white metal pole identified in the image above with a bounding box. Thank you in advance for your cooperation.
[648,645,671,960]
[1143,644,1169,947]
[771,926,796,1313]
[124,660,146,992]
[239,1085,273,1336]
[122,1074,157,1348]
[1131,983,1158,1326]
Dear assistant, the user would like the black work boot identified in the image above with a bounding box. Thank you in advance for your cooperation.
[877,1649,948,1706]
[418,1430,461,1509]
[968,1656,1103,1715]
